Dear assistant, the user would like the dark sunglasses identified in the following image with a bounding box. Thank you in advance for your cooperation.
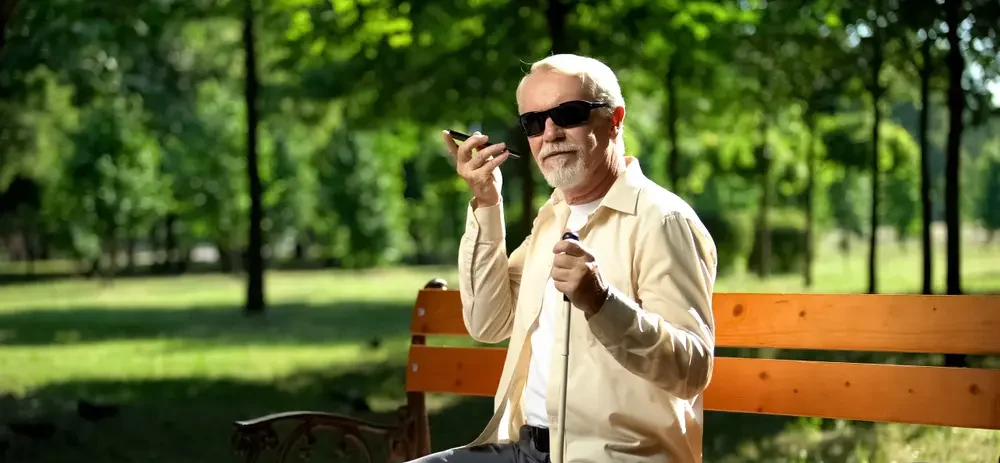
[518,100,609,137]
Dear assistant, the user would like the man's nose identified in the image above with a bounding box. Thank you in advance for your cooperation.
[541,117,564,142]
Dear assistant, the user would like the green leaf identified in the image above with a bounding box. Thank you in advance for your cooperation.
[286,9,313,41]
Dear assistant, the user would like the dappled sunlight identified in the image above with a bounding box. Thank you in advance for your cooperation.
[716,235,1000,294]
[0,268,996,461]
[872,424,999,463]
[705,414,999,463]
[0,0,997,460]
[0,337,407,396]
[0,266,460,311]
[710,419,999,463]
[0,302,414,346]
[0,358,491,463]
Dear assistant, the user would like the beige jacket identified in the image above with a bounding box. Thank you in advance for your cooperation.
[456,157,718,463]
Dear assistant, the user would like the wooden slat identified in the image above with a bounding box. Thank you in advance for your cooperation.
[406,345,505,397]
[410,289,1000,355]
[410,289,465,336]
[713,293,1000,355]
[705,357,1000,430]
[405,346,1000,430]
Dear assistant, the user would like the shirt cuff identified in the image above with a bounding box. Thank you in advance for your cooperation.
[465,198,506,243]
[586,285,638,347]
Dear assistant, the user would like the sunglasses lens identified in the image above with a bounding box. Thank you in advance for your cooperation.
[550,102,592,127]
[520,113,546,137]
[519,101,601,137]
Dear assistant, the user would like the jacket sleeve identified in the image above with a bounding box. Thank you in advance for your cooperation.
[458,199,530,343]
[585,211,717,400]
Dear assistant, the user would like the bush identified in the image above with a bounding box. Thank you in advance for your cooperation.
[748,209,807,275]
[700,210,754,276]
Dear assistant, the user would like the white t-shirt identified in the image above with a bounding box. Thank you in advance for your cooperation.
[520,197,603,429]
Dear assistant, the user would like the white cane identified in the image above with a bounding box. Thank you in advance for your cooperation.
[557,231,579,463]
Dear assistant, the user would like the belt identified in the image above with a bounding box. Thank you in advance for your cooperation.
[520,425,550,453]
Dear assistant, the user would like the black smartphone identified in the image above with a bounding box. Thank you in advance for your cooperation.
[446,129,522,158]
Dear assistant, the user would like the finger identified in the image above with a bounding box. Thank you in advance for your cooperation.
[441,130,459,158]
[468,142,507,169]
[552,254,580,270]
[551,267,573,283]
[476,150,510,172]
[552,240,588,257]
[457,133,487,164]
[553,280,578,298]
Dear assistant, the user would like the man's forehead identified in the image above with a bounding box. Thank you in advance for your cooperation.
[518,70,586,112]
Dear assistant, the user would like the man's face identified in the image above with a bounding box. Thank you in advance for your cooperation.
[517,70,614,190]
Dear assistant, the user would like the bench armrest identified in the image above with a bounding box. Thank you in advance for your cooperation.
[231,406,418,463]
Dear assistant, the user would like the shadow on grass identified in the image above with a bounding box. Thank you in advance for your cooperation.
[1,355,830,463]
[0,360,494,463]
[2,294,953,461]
[0,260,364,286]
[1,354,893,463]
[0,301,415,347]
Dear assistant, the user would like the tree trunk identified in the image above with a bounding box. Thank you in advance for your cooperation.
[867,28,884,295]
[919,37,933,295]
[126,235,136,273]
[165,214,178,272]
[243,0,265,316]
[20,216,35,277]
[943,0,963,297]
[755,115,771,277]
[804,113,817,288]
[518,0,571,237]
[0,0,20,53]
[943,0,966,368]
[666,56,681,194]
[39,231,49,259]
[544,0,569,55]
[293,238,306,260]
[24,230,34,277]
[218,242,233,273]
[103,231,118,284]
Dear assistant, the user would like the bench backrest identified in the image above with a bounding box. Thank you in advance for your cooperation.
[405,286,1000,430]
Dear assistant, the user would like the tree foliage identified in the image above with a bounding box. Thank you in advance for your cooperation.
[0,0,996,286]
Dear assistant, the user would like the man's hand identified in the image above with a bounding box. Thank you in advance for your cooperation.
[442,130,510,208]
[551,238,609,316]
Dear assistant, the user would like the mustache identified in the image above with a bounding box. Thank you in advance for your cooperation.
[539,143,579,158]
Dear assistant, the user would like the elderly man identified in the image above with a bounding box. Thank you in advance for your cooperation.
[414,54,717,463]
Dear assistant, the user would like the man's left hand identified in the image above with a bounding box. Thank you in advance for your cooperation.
[552,238,609,317]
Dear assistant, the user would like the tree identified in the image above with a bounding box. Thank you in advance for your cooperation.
[853,0,890,294]
[0,0,18,52]
[943,0,964,298]
[243,0,265,315]
[939,0,998,368]
[973,138,1000,241]
[52,96,167,280]
[895,1,945,295]
[763,2,853,286]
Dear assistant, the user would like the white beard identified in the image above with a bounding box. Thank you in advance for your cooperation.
[539,141,588,189]
[542,154,587,189]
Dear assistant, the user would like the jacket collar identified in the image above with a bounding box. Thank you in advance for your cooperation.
[548,155,646,216]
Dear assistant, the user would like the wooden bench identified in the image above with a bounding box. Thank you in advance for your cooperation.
[231,278,1000,462]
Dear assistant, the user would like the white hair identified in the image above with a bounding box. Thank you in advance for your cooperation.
[516,54,626,153]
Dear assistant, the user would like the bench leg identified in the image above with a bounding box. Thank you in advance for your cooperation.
[406,391,431,457]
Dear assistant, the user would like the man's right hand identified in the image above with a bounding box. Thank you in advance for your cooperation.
[442,130,511,208]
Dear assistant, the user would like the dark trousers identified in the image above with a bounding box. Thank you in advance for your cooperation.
[406,425,550,463]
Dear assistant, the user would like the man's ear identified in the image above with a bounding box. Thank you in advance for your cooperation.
[610,106,626,137]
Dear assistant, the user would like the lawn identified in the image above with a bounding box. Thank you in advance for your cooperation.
[0,236,998,462]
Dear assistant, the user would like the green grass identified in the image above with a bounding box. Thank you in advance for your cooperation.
[0,240,998,462]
